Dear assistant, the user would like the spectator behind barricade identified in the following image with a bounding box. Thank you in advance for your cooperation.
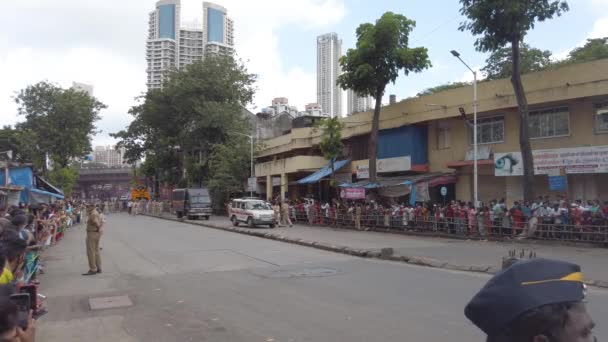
[0,232,27,285]
[0,284,36,342]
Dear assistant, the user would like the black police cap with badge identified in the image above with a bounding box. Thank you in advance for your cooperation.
[465,258,586,336]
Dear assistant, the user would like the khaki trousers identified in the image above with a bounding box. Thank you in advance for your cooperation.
[86,232,102,272]
[281,210,292,226]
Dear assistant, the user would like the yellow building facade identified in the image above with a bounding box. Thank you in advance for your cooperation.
[255,59,608,204]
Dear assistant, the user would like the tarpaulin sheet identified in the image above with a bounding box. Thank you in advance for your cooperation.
[297,159,350,184]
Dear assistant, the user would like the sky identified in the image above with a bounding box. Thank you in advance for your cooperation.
[1,0,607,147]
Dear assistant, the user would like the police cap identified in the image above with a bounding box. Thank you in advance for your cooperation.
[465,258,586,336]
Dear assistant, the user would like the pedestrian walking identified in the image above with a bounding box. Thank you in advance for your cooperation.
[355,203,362,230]
[83,203,103,276]
[281,200,292,227]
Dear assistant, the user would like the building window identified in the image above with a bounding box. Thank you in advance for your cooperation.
[529,107,570,138]
[594,102,608,134]
[437,121,451,149]
[470,116,504,144]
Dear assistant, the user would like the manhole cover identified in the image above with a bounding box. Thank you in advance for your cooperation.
[266,268,340,279]
[89,295,133,311]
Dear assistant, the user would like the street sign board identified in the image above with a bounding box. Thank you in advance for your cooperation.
[340,188,365,200]
[247,177,256,192]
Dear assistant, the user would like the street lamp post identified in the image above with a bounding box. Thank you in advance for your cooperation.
[451,50,478,209]
[229,132,254,197]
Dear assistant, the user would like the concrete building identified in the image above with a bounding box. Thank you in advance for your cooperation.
[178,29,204,69]
[93,146,129,167]
[147,0,181,89]
[347,89,373,116]
[146,0,234,90]
[203,2,234,56]
[317,33,342,118]
[304,103,324,117]
[261,97,299,117]
[72,82,94,96]
[253,59,608,203]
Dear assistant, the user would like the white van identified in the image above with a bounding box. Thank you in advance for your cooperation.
[229,199,275,228]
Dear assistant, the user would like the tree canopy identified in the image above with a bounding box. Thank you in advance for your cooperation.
[315,117,344,187]
[417,82,472,96]
[338,12,430,182]
[482,44,553,80]
[112,55,256,203]
[563,37,608,64]
[14,81,105,169]
[459,0,569,203]
[459,0,569,53]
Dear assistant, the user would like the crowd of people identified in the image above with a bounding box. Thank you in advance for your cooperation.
[269,195,608,242]
[0,199,92,341]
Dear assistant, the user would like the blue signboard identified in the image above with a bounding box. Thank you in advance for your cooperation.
[548,175,567,191]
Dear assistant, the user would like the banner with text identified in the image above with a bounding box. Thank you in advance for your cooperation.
[340,188,366,200]
[494,145,608,176]
[356,156,412,179]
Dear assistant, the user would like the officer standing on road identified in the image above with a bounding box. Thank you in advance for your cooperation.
[82,203,103,276]
[465,258,596,342]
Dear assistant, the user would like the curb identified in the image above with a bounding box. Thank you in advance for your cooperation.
[143,214,608,289]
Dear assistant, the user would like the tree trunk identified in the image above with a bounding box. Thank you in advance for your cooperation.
[510,38,535,203]
[369,90,383,182]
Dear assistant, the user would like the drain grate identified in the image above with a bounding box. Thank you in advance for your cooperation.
[89,295,133,311]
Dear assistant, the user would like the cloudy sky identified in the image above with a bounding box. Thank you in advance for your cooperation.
[1,0,607,147]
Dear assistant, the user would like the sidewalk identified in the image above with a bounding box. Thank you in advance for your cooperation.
[150,213,608,287]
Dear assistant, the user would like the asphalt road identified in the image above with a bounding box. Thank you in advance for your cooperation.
[38,214,608,342]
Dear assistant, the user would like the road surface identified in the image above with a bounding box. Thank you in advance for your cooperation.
[38,214,608,341]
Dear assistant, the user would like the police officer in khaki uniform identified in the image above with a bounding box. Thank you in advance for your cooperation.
[82,203,103,276]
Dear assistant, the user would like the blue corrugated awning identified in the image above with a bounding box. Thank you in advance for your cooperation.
[30,188,64,199]
[296,159,351,184]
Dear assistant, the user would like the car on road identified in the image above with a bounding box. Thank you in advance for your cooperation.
[172,188,213,220]
[229,198,275,228]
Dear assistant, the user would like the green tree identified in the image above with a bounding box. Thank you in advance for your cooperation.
[0,126,43,168]
[14,81,105,169]
[482,44,553,80]
[113,55,256,202]
[459,0,569,203]
[47,167,79,197]
[315,117,344,190]
[417,82,472,96]
[207,138,251,208]
[338,12,431,182]
[563,37,608,64]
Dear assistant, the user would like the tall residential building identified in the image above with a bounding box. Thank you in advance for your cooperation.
[178,29,204,69]
[316,33,342,118]
[203,2,235,56]
[147,0,180,89]
[347,89,374,116]
[146,1,234,90]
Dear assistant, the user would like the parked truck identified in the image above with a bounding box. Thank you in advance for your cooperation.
[171,188,212,220]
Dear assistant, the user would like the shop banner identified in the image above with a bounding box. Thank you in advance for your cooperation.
[340,188,365,200]
[494,145,608,176]
[356,156,412,179]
